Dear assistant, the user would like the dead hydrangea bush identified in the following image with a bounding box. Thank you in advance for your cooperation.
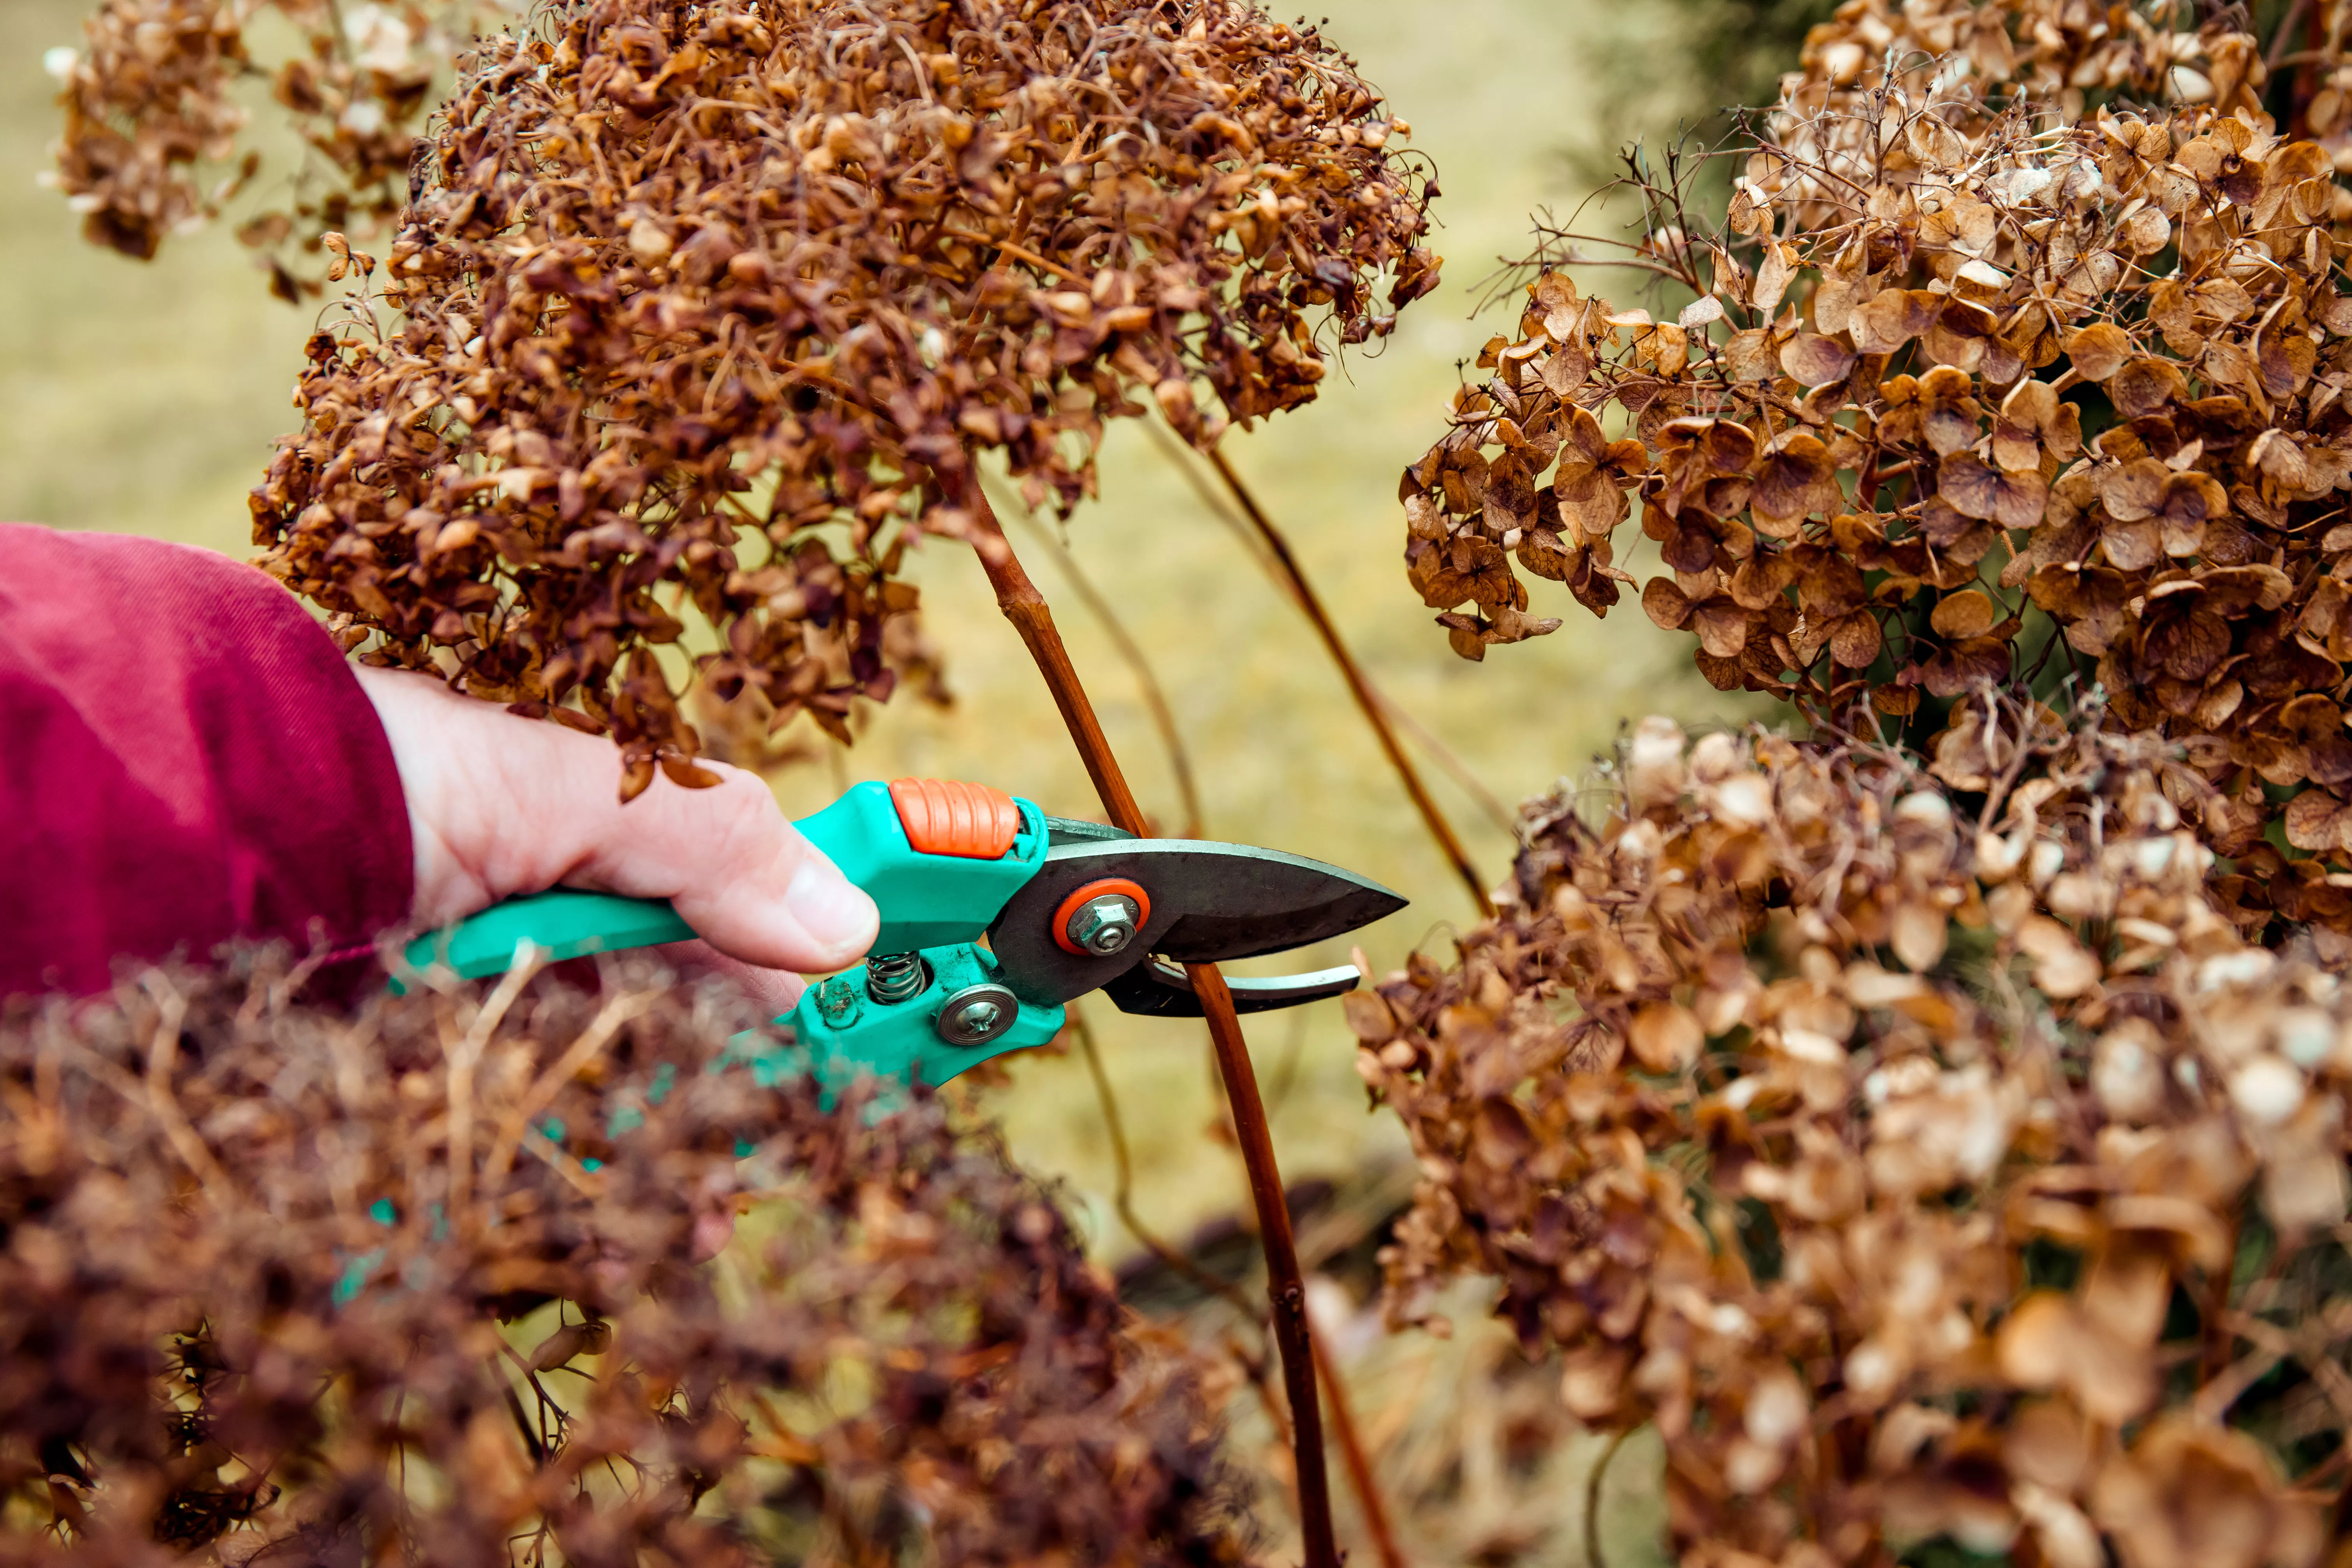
[48,0,513,293]
[0,948,1251,1564]
[233,0,1435,793]
[1371,2,2352,1563]
[1399,0,2352,936]
[1356,702,2352,1567]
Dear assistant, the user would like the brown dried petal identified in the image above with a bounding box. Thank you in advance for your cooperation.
[1940,453,2049,530]
[2110,357,2189,419]
[2102,516,2163,573]
[1931,589,1998,640]
[2284,788,2352,853]
[1485,455,1537,535]
[1628,1001,1704,1072]
[2066,323,2132,382]
[1752,434,1839,524]
[1782,332,1857,385]
[1853,288,1942,354]
[1828,610,1883,668]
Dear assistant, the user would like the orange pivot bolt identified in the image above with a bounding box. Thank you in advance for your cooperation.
[1051,878,1151,957]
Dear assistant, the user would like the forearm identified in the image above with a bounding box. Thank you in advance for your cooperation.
[0,525,873,1005]
[0,525,412,996]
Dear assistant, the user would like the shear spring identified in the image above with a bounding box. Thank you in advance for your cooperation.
[864,951,931,1004]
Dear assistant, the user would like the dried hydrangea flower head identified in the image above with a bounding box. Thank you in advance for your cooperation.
[1400,2,2352,927]
[1357,703,2348,1568]
[1374,7,2352,1557]
[0,948,1252,1561]
[49,0,512,294]
[245,0,1435,795]
[1765,0,2275,228]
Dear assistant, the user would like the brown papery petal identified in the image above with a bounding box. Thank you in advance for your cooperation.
[2100,458,2168,522]
[2066,323,2132,381]
[2111,358,2189,419]
[1782,333,1857,385]
[1829,610,1883,668]
[1931,588,1998,639]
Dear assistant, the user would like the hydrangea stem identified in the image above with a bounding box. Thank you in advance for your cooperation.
[958,468,1340,1568]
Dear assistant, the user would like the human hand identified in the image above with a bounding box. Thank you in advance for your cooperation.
[356,667,877,1013]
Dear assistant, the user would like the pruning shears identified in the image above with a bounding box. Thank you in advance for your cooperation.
[403,778,1405,1088]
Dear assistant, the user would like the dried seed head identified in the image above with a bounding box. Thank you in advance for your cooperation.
[1366,698,2345,1563]
[240,0,1433,778]
[1398,1,2352,944]
[0,947,1252,1559]
[53,0,488,285]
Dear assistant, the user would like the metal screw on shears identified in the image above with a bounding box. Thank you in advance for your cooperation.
[935,982,1020,1045]
[865,952,930,1004]
[1065,894,1141,956]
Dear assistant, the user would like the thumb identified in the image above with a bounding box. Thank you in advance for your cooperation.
[567,760,880,975]
[359,669,878,974]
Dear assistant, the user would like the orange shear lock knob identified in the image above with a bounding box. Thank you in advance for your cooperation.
[887,778,1021,859]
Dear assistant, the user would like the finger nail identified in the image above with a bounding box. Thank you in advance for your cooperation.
[785,854,878,958]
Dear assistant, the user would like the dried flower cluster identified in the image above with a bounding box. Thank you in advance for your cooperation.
[0,947,1250,1564]
[231,0,1434,791]
[48,0,510,293]
[1356,702,2351,1567]
[1398,0,2352,909]
[1377,8,2352,1558]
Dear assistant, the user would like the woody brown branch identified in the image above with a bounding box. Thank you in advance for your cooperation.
[1075,1006,1404,1567]
[957,468,1340,1568]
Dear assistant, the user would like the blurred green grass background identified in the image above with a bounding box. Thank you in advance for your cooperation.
[1,0,1773,1557]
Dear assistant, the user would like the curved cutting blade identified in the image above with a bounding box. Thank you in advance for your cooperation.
[1101,957,1367,1017]
[986,838,1406,1008]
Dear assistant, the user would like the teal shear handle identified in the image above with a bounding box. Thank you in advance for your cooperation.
[401,778,1065,1085]
[404,887,697,975]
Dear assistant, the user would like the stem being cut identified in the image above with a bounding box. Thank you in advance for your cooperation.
[958,468,1339,1568]
[1185,961,1338,1564]
[992,484,1206,837]
[1077,1007,1407,1567]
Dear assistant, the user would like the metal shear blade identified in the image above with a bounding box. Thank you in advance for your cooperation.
[986,832,1406,1012]
[1100,957,1370,1018]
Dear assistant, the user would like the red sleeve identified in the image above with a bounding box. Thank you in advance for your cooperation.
[0,524,414,997]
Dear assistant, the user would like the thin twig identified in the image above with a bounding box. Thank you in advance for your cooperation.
[992,482,1206,836]
[1308,1322,1410,1568]
[1370,693,1517,837]
[1072,1003,1253,1312]
[444,944,544,1223]
[956,466,1339,1568]
[1143,421,1515,838]
[938,228,1086,285]
[1143,418,1280,572]
[483,989,659,1188]
[1201,443,1493,916]
[1584,1427,1632,1568]
[1266,1007,1312,1114]
[2268,0,2313,74]
[137,973,235,1208]
[497,1374,549,1468]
